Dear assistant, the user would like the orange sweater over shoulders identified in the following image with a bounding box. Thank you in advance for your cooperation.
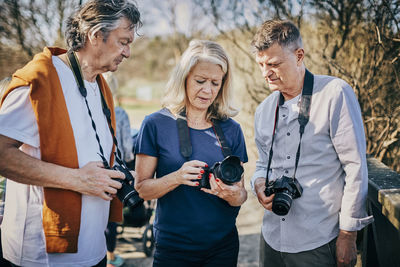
[1,47,123,253]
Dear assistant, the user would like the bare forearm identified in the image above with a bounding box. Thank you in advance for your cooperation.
[0,135,126,200]
[227,187,247,207]
[338,230,357,241]
[0,145,79,190]
[136,171,181,200]
[336,230,357,266]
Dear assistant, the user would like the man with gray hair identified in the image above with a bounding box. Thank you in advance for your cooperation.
[251,20,373,267]
[0,1,141,266]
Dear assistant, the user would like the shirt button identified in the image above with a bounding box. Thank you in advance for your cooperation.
[287,132,290,136]
[282,218,285,221]
[287,156,290,159]
[285,170,289,174]
[282,114,286,118]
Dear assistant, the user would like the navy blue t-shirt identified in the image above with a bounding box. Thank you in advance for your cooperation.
[135,108,248,251]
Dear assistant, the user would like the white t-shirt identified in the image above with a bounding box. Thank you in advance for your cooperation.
[0,56,113,266]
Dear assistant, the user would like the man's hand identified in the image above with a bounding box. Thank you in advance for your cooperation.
[254,177,274,210]
[0,135,125,199]
[336,230,357,267]
[75,161,125,201]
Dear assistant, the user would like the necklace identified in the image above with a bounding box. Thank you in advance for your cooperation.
[86,82,98,96]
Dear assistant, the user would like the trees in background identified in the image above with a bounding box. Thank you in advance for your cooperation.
[194,0,400,172]
[312,0,400,170]
[0,0,78,78]
[0,0,398,171]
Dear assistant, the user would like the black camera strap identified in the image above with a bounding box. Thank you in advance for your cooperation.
[176,110,232,160]
[211,119,232,158]
[265,69,314,185]
[177,111,192,159]
[66,49,127,170]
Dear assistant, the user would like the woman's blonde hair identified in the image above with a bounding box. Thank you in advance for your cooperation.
[162,40,238,120]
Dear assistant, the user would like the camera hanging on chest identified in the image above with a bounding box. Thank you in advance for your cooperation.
[264,69,314,216]
[66,49,143,208]
[176,111,243,189]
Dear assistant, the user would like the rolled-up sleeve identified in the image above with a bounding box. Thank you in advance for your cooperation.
[330,83,374,231]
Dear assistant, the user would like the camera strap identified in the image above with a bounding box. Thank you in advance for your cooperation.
[265,69,314,184]
[66,49,127,169]
[176,110,232,160]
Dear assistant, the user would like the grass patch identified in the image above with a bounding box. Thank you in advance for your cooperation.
[119,99,162,129]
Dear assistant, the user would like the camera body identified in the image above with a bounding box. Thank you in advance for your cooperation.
[198,155,244,189]
[112,165,143,208]
[264,176,303,216]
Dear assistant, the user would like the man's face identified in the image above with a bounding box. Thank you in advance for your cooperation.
[255,43,303,99]
[93,17,134,73]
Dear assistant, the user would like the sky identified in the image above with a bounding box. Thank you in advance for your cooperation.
[134,0,193,36]
[28,0,305,44]
[133,0,304,38]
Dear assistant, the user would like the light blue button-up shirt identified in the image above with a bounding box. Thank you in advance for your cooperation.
[251,74,373,253]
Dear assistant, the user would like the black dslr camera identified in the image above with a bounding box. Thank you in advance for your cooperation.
[264,176,303,216]
[112,165,143,208]
[198,155,244,189]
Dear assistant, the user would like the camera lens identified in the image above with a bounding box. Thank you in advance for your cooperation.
[272,191,293,216]
[113,165,144,208]
[220,162,239,182]
[121,187,144,208]
[214,156,243,185]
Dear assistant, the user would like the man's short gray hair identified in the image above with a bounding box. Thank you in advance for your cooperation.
[251,20,303,52]
[65,0,142,51]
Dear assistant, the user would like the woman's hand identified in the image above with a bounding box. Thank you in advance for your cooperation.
[136,154,208,200]
[174,160,207,186]
[201,173,247,206]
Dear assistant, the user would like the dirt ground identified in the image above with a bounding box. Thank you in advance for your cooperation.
[114,162,265,267]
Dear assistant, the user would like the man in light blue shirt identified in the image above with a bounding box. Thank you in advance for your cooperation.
[250,20,373,267]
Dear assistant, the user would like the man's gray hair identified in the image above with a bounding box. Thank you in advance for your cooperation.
[251,20,303,52]
[65,0,142,51]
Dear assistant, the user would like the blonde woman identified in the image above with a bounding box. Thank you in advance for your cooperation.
[135,40,248,266]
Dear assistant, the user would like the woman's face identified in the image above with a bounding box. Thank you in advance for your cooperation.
[185,61,225,113]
